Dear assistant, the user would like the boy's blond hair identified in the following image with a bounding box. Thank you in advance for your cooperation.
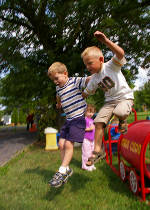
[48,62,68,76]
[81,46,103,59]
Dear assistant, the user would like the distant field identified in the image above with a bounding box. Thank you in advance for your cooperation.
[127,111,150,124]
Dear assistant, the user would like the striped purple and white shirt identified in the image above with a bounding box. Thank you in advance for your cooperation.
[56,77,87,120]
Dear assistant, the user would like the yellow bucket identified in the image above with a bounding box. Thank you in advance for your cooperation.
[44,127,58,151]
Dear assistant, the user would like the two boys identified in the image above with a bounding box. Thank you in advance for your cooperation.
[48,31,134,187]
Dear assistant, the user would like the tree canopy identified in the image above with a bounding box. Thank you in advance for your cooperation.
[134,81,150,111]
[0,0,150,122]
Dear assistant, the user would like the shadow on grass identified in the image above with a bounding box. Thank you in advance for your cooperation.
[46,184,65,201]
[46,172,92,201]
[25,165,92,201]
[98,162,136,200]
[71,157,82,168]
[25,166,53,182]
[0,204,5,210]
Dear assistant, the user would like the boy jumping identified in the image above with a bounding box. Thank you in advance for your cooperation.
[48,62,90,187]
[81,31,134,166]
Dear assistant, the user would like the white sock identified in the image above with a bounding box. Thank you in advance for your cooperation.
[58,166,67,174]
[66,166,70,171]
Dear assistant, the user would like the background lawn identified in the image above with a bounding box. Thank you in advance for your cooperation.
[127,111,150,124]
[0,143,150,210]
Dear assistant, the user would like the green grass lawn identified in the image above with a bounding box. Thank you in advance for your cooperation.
[127,111,150,124]
[0,143,150,210]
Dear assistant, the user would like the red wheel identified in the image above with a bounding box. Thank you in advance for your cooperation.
[129,169,139,195]
[119,160,126,182]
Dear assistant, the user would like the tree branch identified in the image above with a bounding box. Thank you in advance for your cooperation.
[0,15,33,31]
[38,0,48,20]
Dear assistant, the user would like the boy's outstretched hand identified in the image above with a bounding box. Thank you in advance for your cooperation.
[94,30,124,60]
[94,31,108,44]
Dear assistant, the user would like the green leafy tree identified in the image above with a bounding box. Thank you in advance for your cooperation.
[134,90,144,111]
[0,0,150,138]
[0,0,149,83]
[0,110,4,121]
[142,82,150,108]
[18,109,26,124]
[134,81,150,111]
[11,108,18,125]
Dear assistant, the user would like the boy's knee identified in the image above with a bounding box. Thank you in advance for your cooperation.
[65,140,74,149]
[58,139,65,150]
[58,143,64,151]
[95,122,104,130]
[115,114,128,120]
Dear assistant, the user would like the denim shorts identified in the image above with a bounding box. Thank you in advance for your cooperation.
[60,116,86,143]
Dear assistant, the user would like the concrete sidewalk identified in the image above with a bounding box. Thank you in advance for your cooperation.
[0,126,37,166]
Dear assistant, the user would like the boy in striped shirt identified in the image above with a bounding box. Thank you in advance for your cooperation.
[81,31,134,166]
[48,62,90,188]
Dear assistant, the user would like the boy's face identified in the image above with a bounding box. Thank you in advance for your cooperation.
[83,55,104,74]
[50,72,68,87]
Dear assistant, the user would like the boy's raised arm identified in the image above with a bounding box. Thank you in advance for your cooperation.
[94,31,124,60]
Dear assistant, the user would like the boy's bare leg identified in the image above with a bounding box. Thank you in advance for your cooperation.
[94,122,104,152]
[61,140,74,167]
[49,140,74,188]
[58,138,65,161]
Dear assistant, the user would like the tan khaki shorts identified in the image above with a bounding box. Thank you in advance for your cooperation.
[94,99,134,125]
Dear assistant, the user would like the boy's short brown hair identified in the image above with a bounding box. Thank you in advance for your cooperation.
[48,62,68,77]
[81,46,103,59]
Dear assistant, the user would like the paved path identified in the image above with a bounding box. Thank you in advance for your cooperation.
[0,126,37,166]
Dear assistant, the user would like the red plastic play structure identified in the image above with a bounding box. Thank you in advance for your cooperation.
[103,108,150,202]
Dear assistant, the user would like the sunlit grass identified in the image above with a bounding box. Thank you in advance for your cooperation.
[0,143,149,210]
[128,111,150,124]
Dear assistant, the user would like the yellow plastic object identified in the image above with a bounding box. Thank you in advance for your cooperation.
[44,127,58,151]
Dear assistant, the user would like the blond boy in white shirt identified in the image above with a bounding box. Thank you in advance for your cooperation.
[81,31,134,166]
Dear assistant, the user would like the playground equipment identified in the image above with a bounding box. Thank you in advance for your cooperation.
[104,108,150,202]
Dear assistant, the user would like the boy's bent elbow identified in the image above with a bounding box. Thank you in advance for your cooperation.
[117,48,125,60]
[120,48,125,58]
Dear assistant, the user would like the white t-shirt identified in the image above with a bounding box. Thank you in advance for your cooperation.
[84,56,134,102]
